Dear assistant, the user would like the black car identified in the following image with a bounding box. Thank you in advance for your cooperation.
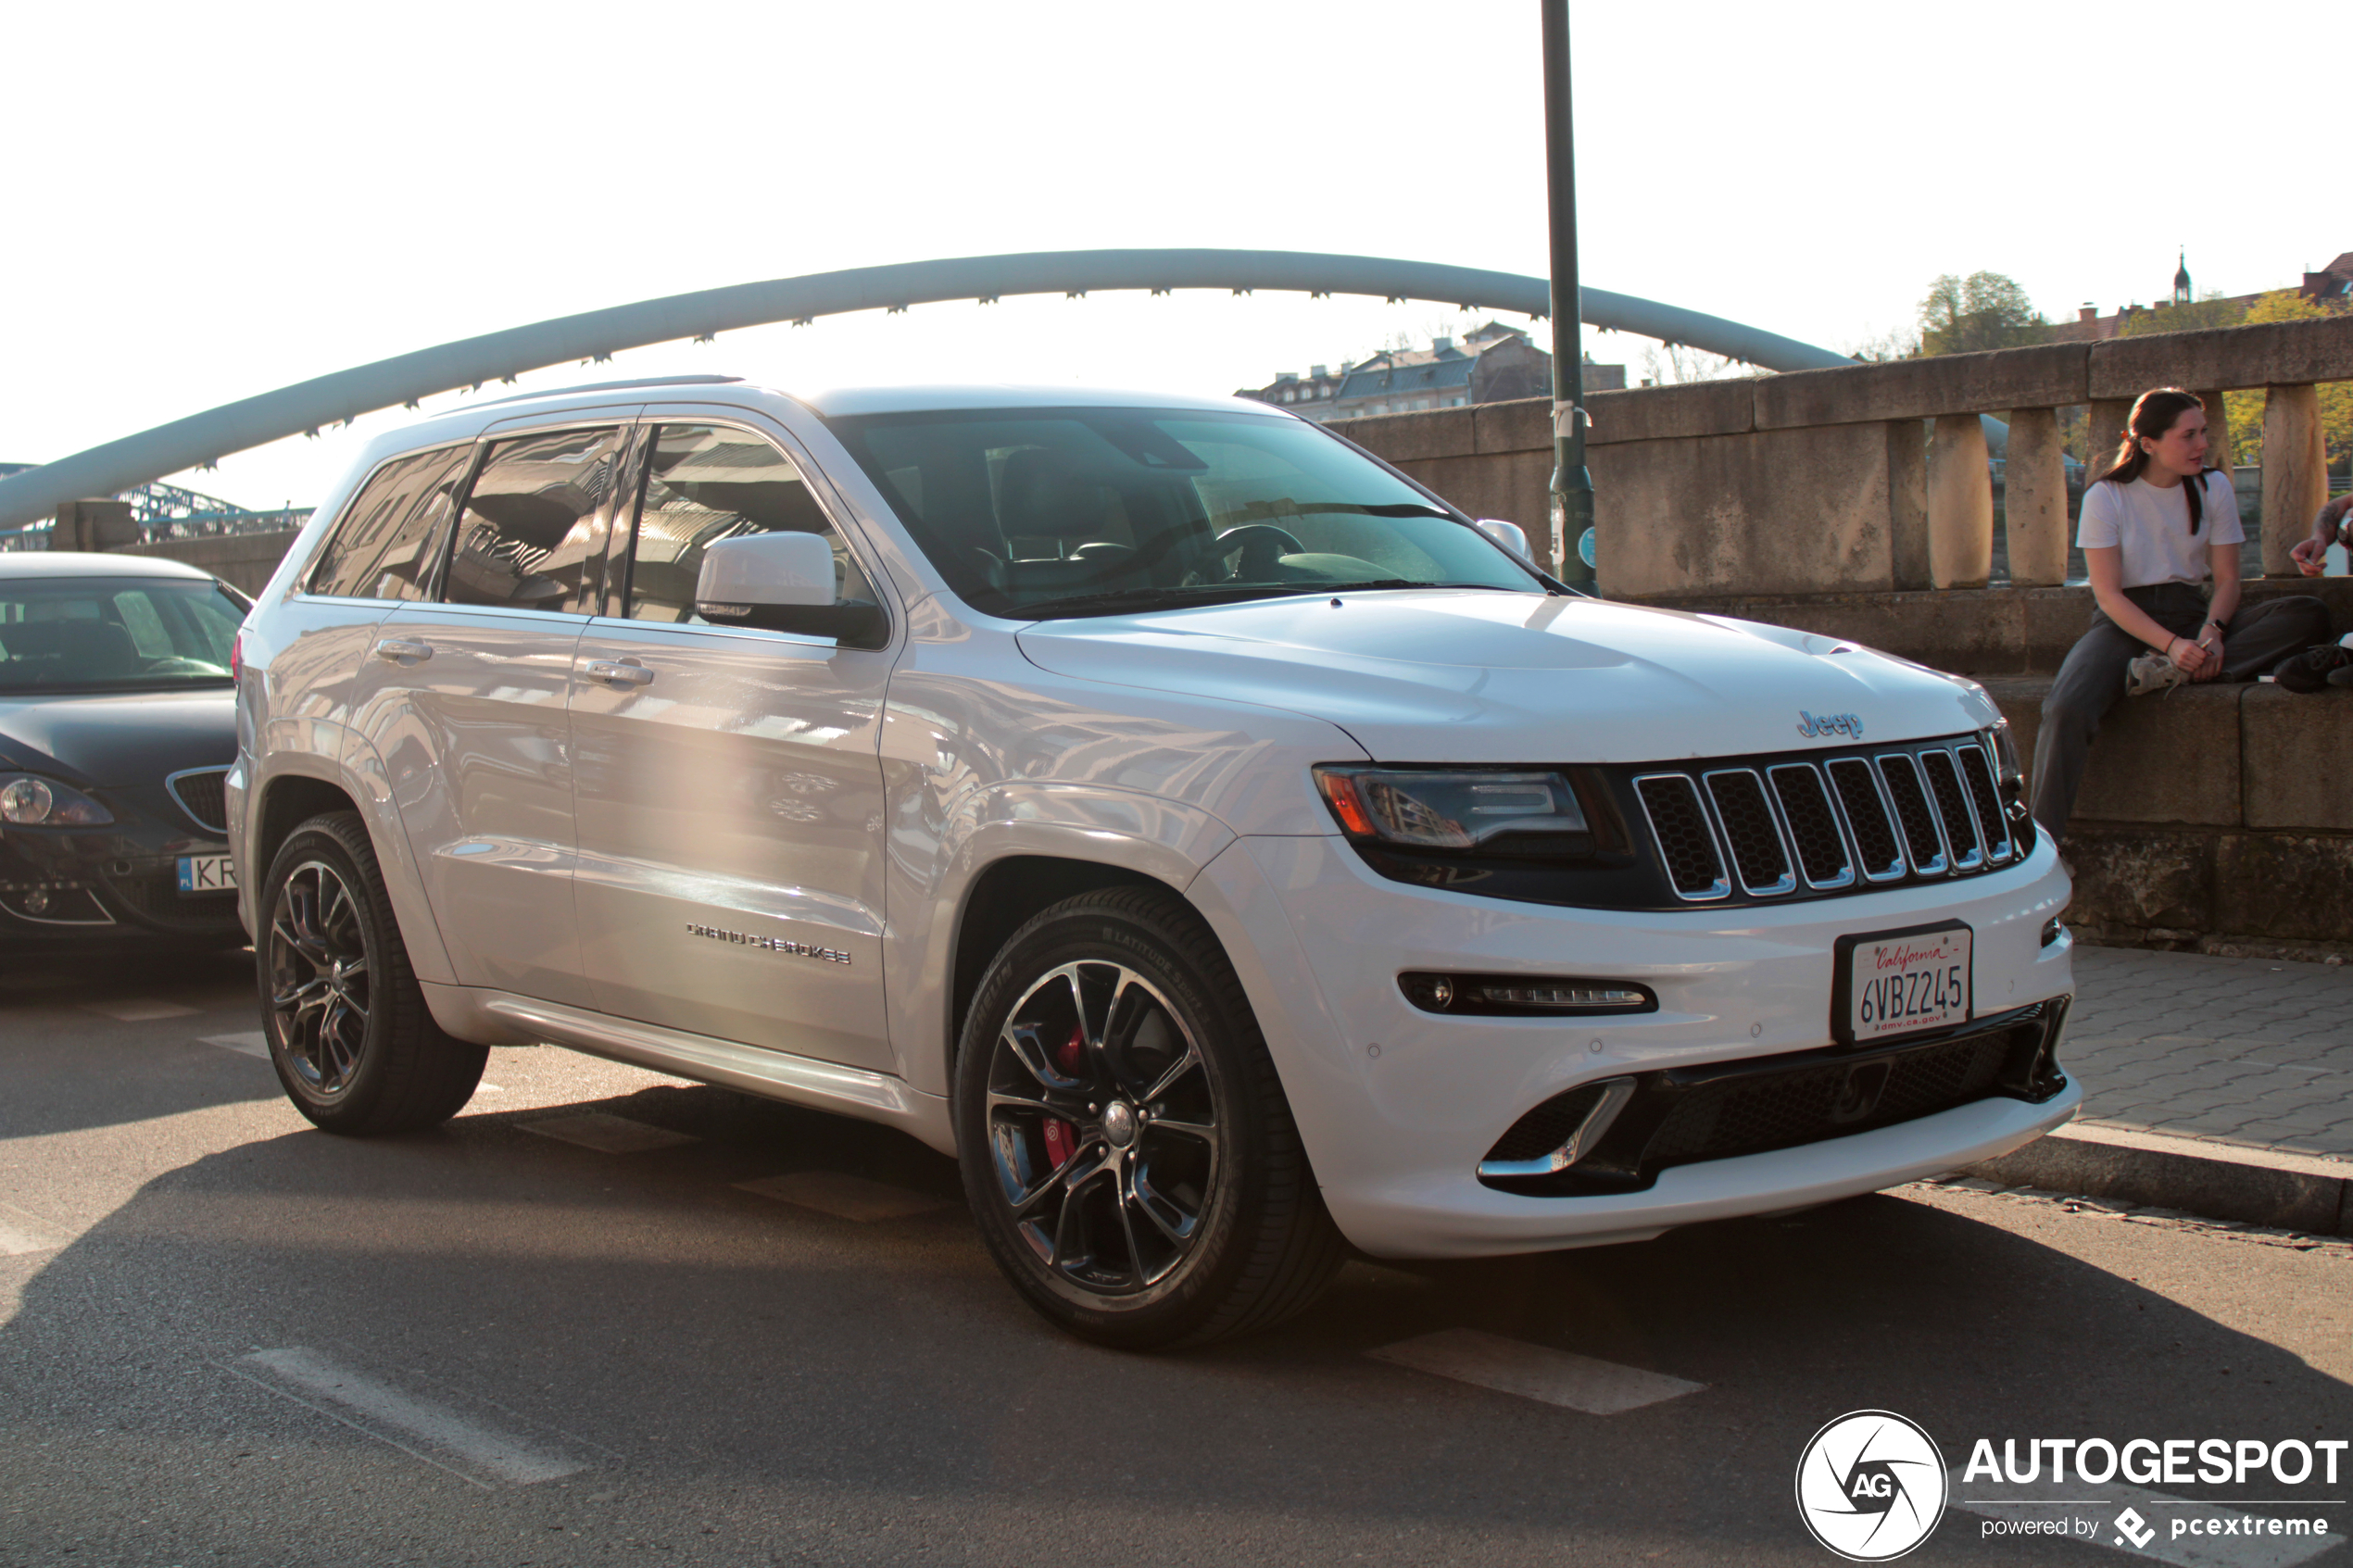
[0,551,249,957]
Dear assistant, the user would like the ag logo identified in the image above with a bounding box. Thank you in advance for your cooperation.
[1794,1410,1947,1561]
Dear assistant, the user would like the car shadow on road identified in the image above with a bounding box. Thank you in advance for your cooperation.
[3,1080,2342,1563]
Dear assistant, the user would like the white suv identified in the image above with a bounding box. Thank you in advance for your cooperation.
[231,376,2078,1347]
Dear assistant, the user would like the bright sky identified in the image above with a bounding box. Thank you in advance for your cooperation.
[3,0,2341,511]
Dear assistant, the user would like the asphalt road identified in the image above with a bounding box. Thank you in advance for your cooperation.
[2,950,2347,1568]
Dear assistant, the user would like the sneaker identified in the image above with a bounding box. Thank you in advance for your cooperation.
[2125,652,2189,696]
[2330,662,2353,690]
[2272,643,2352,694]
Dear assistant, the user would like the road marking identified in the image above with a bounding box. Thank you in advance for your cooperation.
[1952,1467,2345,1565]
[518,1112,696,1154]
[224,1348,587,1488]
[201,1031,271,1059]
[735,1171,950,1222]
[82,998,199,1022]
[1365,1329,1706,1414]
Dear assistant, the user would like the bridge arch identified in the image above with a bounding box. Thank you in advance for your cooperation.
[0,248,1855,529]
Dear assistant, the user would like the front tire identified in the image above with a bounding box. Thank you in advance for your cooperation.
[258,810,485,1135]
[955,885,1344,1348]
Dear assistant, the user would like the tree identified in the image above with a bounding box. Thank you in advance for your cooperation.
[2218,290,2353,470]
[2115,289,2246,338]
[1639,342,1756,385]
[1918,271,2049,356]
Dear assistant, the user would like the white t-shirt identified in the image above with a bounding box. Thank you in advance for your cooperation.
[2076,470,2243,588]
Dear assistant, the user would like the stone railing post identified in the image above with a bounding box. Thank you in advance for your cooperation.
[2259,383,2327,575]
[1926,414,1993,588]
[1886,420,1930,590]
[2003,408,2069,586]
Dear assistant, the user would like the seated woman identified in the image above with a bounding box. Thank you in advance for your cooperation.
[2030,387,2331,837]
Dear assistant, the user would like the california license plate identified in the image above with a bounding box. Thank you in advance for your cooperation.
[1835,922,1971,1044]
[177,854,236,893]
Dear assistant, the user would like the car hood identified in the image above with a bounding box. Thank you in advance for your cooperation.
[1014,591,1998,763]
[0,689,237,786]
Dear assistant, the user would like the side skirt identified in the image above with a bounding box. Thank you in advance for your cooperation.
[421,982,956,1155]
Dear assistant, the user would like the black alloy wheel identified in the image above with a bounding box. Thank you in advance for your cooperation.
[955,884,1344,1348]
[258,811,485,1134]
[268,855,371,1097]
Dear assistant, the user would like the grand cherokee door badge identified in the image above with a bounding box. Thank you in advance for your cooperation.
[685,922,851,965]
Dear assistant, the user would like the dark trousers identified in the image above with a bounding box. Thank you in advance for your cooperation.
[2030,583,2332,836]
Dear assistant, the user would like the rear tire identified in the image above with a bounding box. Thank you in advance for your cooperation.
[954,884,1345,1348]
[257,810,485,1134]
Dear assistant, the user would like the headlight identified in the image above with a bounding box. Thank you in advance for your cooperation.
[0,774,113,827]
[1314,766,1590,852]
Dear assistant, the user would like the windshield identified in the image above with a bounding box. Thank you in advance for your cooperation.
[824,407,1543,619]
[0,578,243,693]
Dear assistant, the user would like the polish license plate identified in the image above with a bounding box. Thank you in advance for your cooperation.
[177,854,236,893]
[1835,922,1971,1044]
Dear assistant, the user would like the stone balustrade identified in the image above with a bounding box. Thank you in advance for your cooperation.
[1340,313,2353,597]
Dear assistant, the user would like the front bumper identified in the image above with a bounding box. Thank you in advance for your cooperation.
[0,816,243,950]
[1188,830,2077,1260]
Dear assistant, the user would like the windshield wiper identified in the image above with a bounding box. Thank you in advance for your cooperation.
[1222,500,1455,524]
[1014,583,1315,620]
[1308,580,1531,594]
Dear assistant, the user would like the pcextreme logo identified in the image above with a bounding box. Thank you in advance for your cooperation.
[1795,1410,1948,1562]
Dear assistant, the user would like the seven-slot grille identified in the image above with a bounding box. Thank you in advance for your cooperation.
[166,767,230,836]
[1634,737,2018,904]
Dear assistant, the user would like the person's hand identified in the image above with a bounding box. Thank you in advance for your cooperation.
[2191,631,2224,681]
[2167,634,2213,678]
[2292,534,2330,577]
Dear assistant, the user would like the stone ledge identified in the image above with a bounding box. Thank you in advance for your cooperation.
[1584,380,1753,445]
[2088,313,2353,397]
[1755,344,2088,428]
[1633,580,2353,675]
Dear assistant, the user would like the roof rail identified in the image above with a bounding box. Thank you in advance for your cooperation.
[472,373,744,408]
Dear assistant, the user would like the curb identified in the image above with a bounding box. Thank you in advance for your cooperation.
[1964,1122,2352,1237]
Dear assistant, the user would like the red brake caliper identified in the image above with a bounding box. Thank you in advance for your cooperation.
[1041,1023,1085,1169]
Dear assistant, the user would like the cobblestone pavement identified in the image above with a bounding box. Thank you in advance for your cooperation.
[2064,944,2353,1161]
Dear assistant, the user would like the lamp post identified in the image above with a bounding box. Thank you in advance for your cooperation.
[1543,0,1595,587]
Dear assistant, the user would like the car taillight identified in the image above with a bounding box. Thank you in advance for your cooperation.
[231,631,243,683]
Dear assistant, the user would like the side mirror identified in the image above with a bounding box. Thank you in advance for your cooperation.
[1475,518,1532,559]
[694,532,887,647]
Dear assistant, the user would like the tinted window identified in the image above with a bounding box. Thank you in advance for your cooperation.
[0,578,242,692]
[824,408,1536,619]
[620,424,876,624]
[308,445,472,600]
[445,428,623,610]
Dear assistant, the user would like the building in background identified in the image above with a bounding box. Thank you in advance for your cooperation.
[2301,252,2353,305]
[1236,322,1621,422]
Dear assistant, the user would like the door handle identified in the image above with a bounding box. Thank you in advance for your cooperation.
[585,659,655,689]
[374,638,433,664]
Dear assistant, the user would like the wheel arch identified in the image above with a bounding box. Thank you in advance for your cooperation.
[947,855,1175,1072]
[248,742,457,987]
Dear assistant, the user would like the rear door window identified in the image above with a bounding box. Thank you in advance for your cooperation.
[445,428,624,611]
[618,424,875,624]
[308,445,472,600]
